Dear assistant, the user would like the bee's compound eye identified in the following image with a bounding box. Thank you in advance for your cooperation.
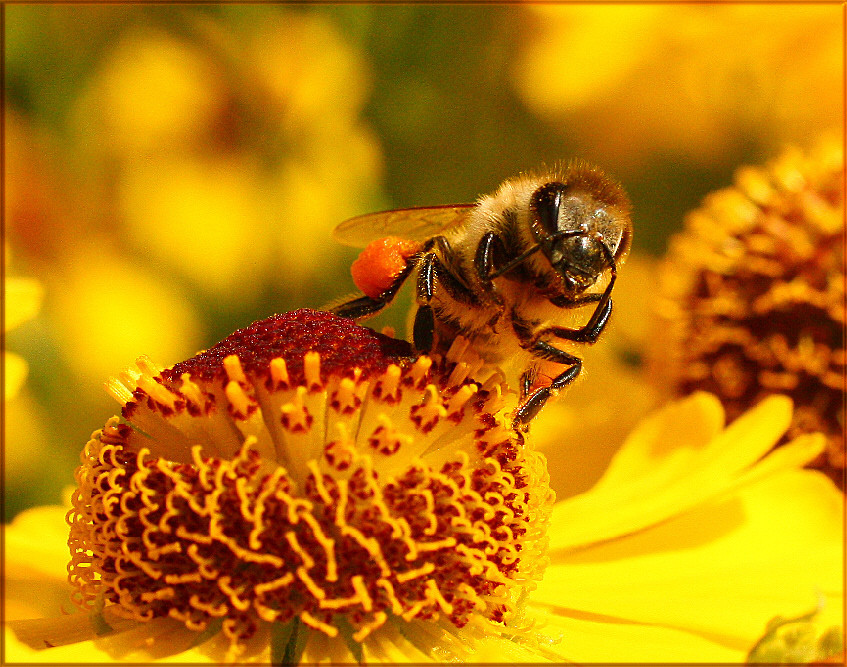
[530,182,567,237]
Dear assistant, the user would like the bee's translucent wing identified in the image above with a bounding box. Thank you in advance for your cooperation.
[333,204,476,248]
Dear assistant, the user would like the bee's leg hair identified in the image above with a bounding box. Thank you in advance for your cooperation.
[519,369,536,402]
[331,257,417,320]
[513,340,582,428]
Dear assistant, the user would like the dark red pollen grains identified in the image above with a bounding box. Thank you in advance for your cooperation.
[164,309,415,386]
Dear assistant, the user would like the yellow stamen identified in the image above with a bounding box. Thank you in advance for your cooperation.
[304,351,322,390]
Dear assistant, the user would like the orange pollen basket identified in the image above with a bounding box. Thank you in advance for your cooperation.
[351,237,422,298]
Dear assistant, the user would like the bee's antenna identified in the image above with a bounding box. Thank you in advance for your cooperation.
[489,243,544,279]
[595,235,617,276]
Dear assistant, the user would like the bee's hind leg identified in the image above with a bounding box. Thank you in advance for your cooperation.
[331,295,392,320]
[331,257,418,321]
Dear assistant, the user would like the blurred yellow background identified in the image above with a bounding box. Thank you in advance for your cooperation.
[4,4,841,517]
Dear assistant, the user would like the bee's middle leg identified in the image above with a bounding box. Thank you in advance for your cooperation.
[513,340,582,429]
[414,237,476,352]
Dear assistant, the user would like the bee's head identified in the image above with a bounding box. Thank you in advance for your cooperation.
[529,176,632,293]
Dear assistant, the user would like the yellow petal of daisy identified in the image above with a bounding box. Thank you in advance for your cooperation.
[549,393,793,550]
[5,626,120,664]
[730,432,828,491]
[355,618,562,663]
[5,505,76,621]
[537,468,841,646]
[9,608,138,655]
[6,505,69,567]
[533,611,740,663]
[359,622,442,662]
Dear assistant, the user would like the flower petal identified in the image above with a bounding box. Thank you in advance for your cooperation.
[728,432,828,491]
[6,505,75,621]
[536,468,842,653]
[358,622,460,663]
[356,618,563,663]
[532,608,741,662]
[8,609,137,653]
[5,626,117,664]
[7,505,69,573]
[549,393,794,550]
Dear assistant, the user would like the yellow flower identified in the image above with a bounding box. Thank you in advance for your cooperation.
[3,251,54,494]
[512,5,841,166]
[75,11,383,299]
[6,310,841,663]
[651,138,844,486]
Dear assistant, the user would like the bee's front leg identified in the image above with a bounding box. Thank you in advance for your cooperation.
[545,240,618,343]
[543,290,613,345]
[544,298,613,344]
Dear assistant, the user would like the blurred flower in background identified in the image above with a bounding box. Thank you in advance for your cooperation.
[651,139,845,487]
[3,249,51,505]
[513,5,840,170]
[5,5,384,517]
[4,112,61,511]
[4,260,42,401]
[74,11,382,296]
[511,4,841,256]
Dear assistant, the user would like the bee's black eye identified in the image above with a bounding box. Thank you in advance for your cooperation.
[530,182,567,237]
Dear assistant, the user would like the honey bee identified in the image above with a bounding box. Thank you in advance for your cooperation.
[332,162,632,429]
